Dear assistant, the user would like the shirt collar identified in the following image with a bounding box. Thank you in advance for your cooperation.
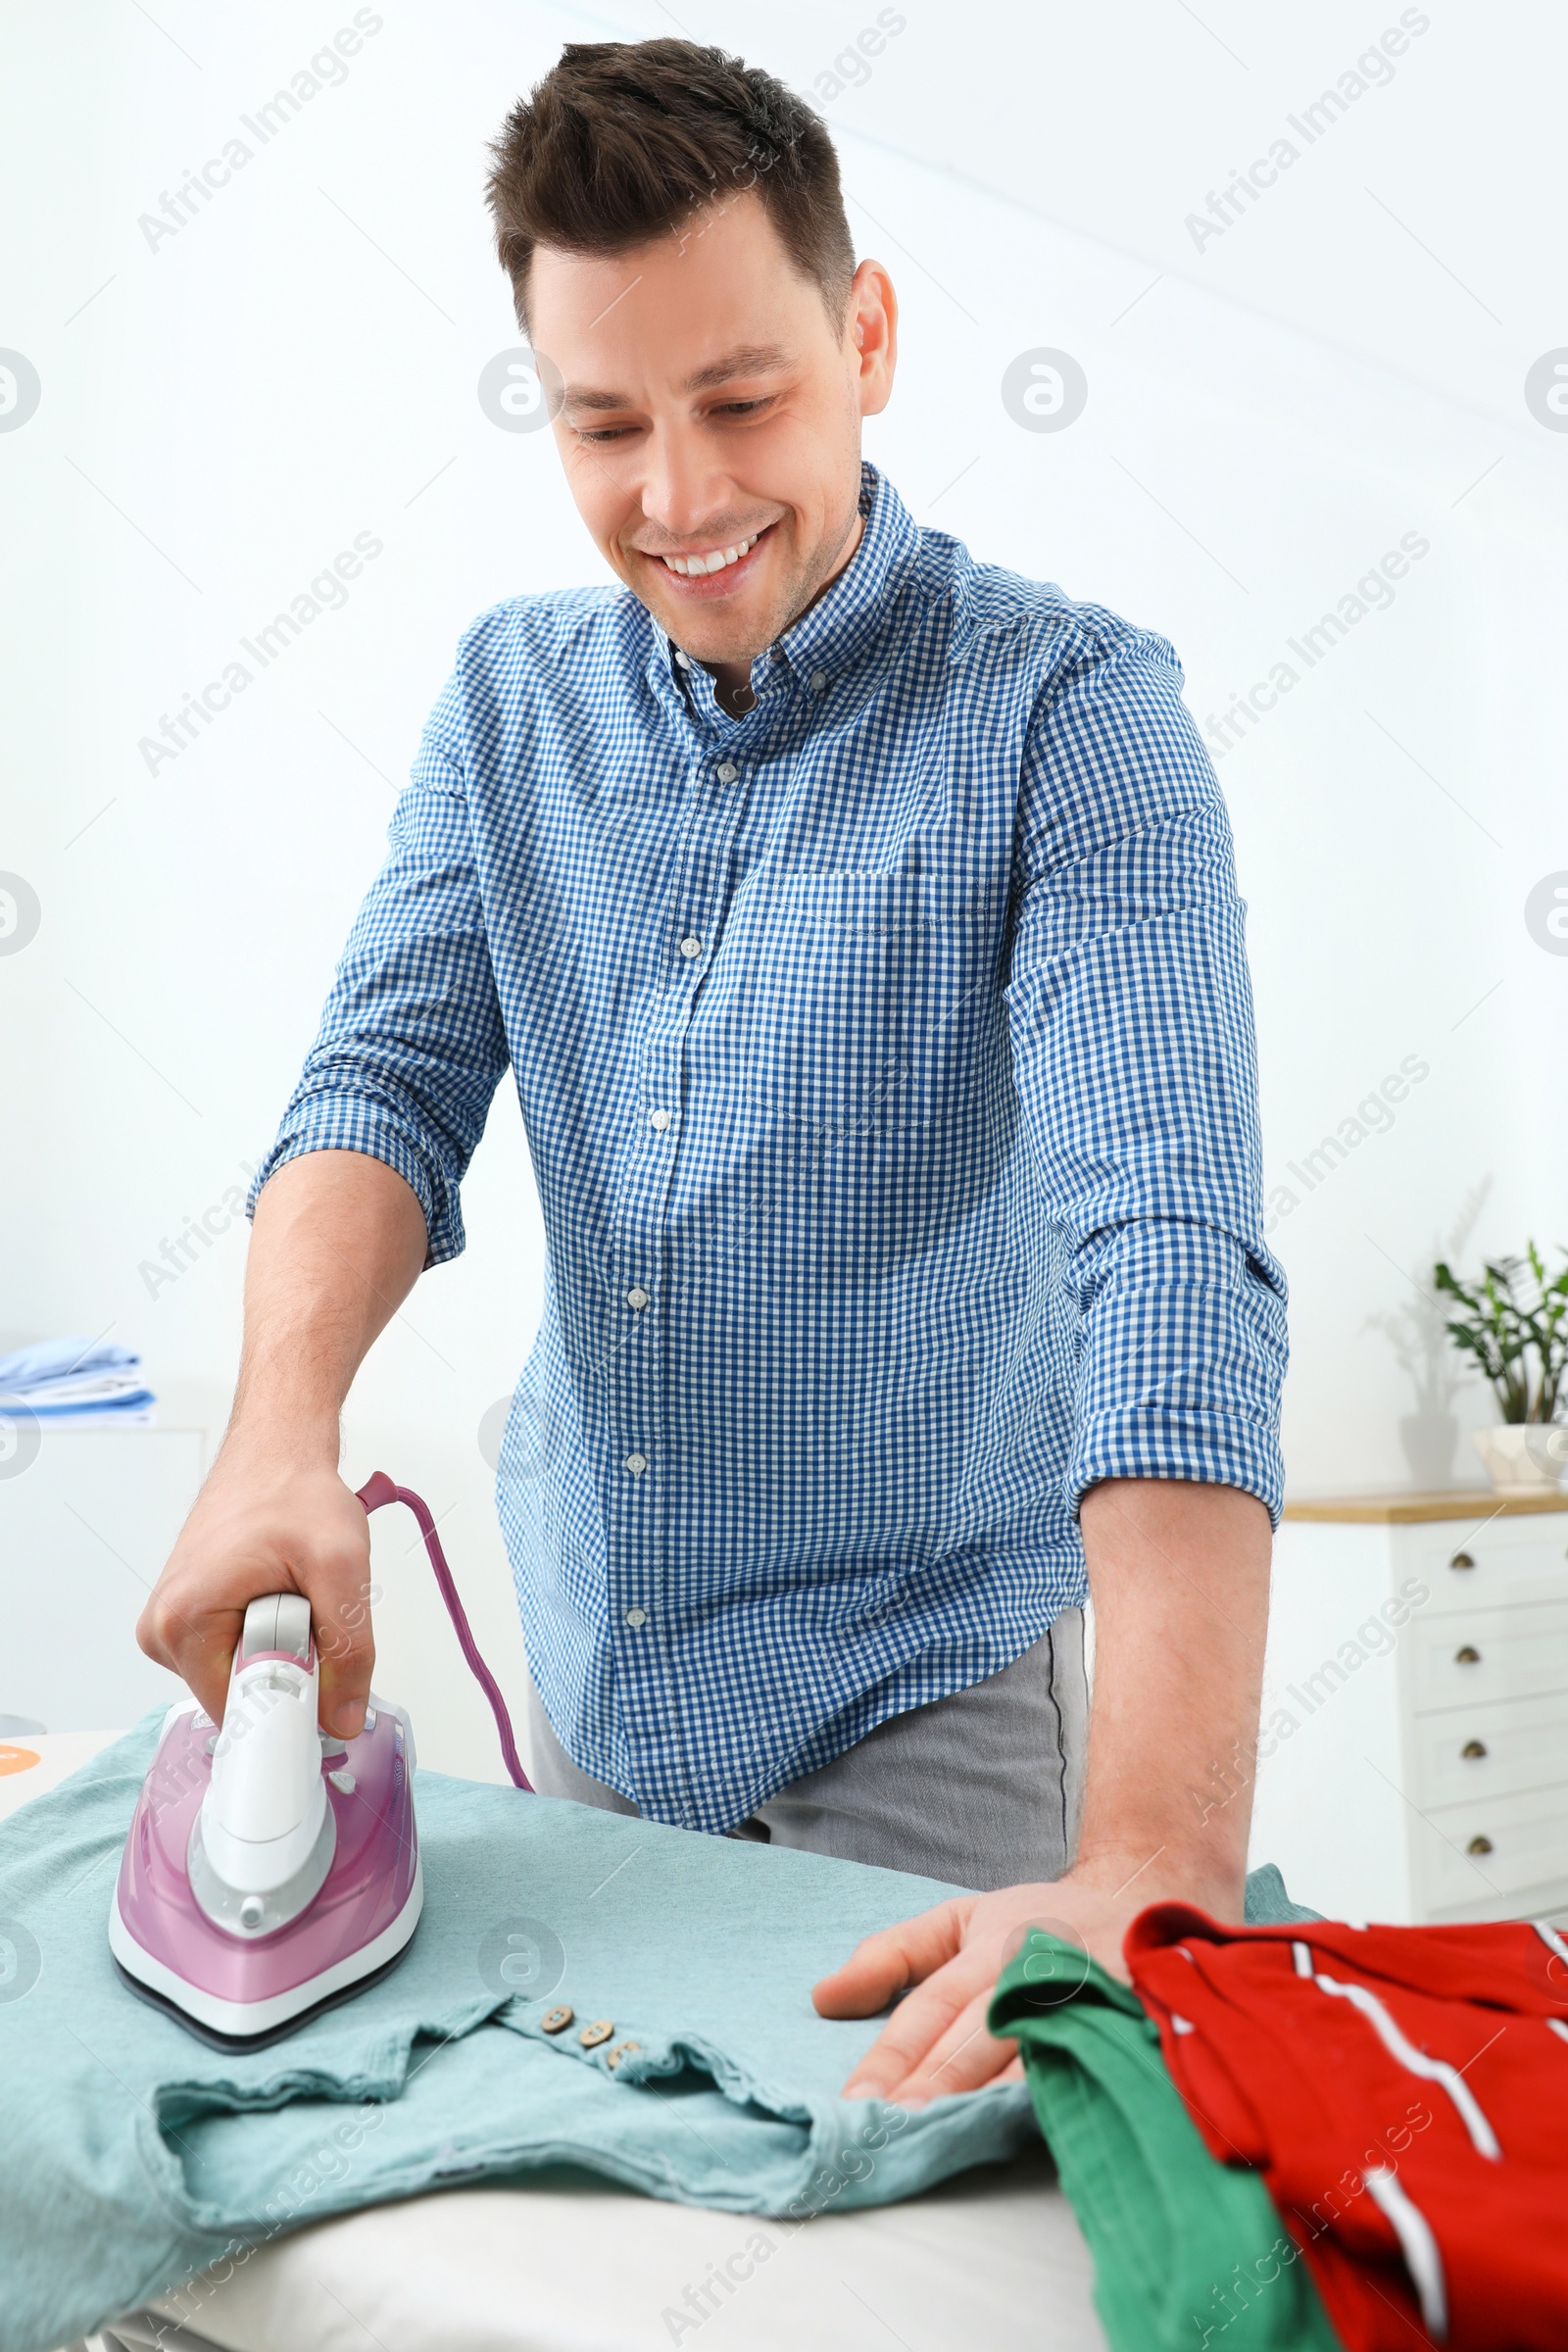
[646,461,919,728]
[768,459,918,689]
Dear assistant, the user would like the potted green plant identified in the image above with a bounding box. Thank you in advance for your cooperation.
[1433,1243,1568,1491]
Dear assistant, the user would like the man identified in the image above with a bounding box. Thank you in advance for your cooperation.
[139,38,1287,2110]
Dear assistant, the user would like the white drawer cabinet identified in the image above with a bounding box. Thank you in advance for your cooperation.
[1406,1521,1568,1613]
[1405,1688,1568,1809]
[1408,1784,1568,1914]
[1249,1490,1568,1926]
[1407,1601,1568,1711]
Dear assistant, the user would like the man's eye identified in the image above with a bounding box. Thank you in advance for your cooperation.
[713,398,770,418]
[576,425,636,445]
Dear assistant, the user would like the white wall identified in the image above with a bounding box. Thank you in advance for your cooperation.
[3,1,1565,1769]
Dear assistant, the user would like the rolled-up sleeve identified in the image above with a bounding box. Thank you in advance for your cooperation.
[247,665,510,1267]
[1004,615,1289,1525]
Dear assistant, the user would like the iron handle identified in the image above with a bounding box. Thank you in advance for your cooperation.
[1461,1740,1488,1759]
[1454,1644,1482,1664]
[1466,1835,1494,1856]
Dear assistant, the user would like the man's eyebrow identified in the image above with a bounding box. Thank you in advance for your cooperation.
[680,343,792,393]
[561,345,794,412]
[560,383,636,413]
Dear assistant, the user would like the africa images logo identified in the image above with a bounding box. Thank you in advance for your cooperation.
[1183,11,1432,254]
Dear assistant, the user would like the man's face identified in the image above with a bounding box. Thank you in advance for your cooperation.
[527,195,897,673]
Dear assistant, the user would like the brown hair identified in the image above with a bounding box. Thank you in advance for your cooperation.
[484,39,856,330]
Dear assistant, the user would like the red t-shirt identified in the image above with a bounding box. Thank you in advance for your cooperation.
[1124,1906,1568,2350]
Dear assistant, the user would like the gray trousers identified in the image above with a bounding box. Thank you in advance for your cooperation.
[524,1610,1089,1893]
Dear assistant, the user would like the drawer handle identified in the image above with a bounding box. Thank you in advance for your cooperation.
[1467,1836,1494,1856]
[1448,1550,1476,1571]
[1454,1645,1482,1665]
[1460,1740,1489,1759]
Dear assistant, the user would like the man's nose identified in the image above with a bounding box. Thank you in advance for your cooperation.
[638,420,736,545]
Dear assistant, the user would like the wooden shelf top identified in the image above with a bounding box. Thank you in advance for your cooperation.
[1283,1487,1568,1525]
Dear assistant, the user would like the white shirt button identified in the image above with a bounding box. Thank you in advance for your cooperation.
[679,935,702,959]
[623,1606,648,1628]
[625,1452,647,1476]
[809,669,827,692]
[673,651,692,669]
[649,1106,671,1131]
[625,1285,649,1309]
[715,760,739,784]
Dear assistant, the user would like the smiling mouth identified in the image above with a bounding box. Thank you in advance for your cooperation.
[653,523,771,577]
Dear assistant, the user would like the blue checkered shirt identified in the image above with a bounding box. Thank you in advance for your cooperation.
[252,462,1289,1834]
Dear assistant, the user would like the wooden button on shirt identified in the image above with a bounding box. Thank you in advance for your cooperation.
[578,2018,613,2048]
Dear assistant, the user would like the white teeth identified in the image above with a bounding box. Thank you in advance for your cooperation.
[661,532,759,576]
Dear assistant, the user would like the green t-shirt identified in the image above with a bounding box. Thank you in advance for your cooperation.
[990,1910,1343,2352]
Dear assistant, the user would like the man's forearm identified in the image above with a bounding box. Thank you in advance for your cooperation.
[1073,1477,1271,1912]
[812,1473,1274,2086]
[138,1149,431,1729]
[227,1149,429,1459]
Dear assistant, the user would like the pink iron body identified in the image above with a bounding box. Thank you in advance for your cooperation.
[110,1474,530,2047]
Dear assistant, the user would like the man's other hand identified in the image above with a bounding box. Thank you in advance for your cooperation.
[812,1860,1242,2105]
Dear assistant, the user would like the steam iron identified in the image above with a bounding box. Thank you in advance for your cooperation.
[110,1473,530,2048]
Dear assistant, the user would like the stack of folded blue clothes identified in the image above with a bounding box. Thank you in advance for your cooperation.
[0,1336,156,1426]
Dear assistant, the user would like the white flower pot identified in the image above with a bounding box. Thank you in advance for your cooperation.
[1399,1412,1458,1489]
[1471,1423,1568,1493]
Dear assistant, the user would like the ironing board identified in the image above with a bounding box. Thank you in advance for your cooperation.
[73,2139,1101,2352]
[5,1738,1106,2352]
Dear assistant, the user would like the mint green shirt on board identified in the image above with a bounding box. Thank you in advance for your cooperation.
[0,1711,1038,2352]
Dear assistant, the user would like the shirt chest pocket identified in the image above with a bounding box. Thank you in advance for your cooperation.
[737,869,1002,1142]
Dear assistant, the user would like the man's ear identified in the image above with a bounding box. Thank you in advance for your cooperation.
[847,258,898,418]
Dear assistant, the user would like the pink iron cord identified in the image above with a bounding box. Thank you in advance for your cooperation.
[356,1471,533,1791]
